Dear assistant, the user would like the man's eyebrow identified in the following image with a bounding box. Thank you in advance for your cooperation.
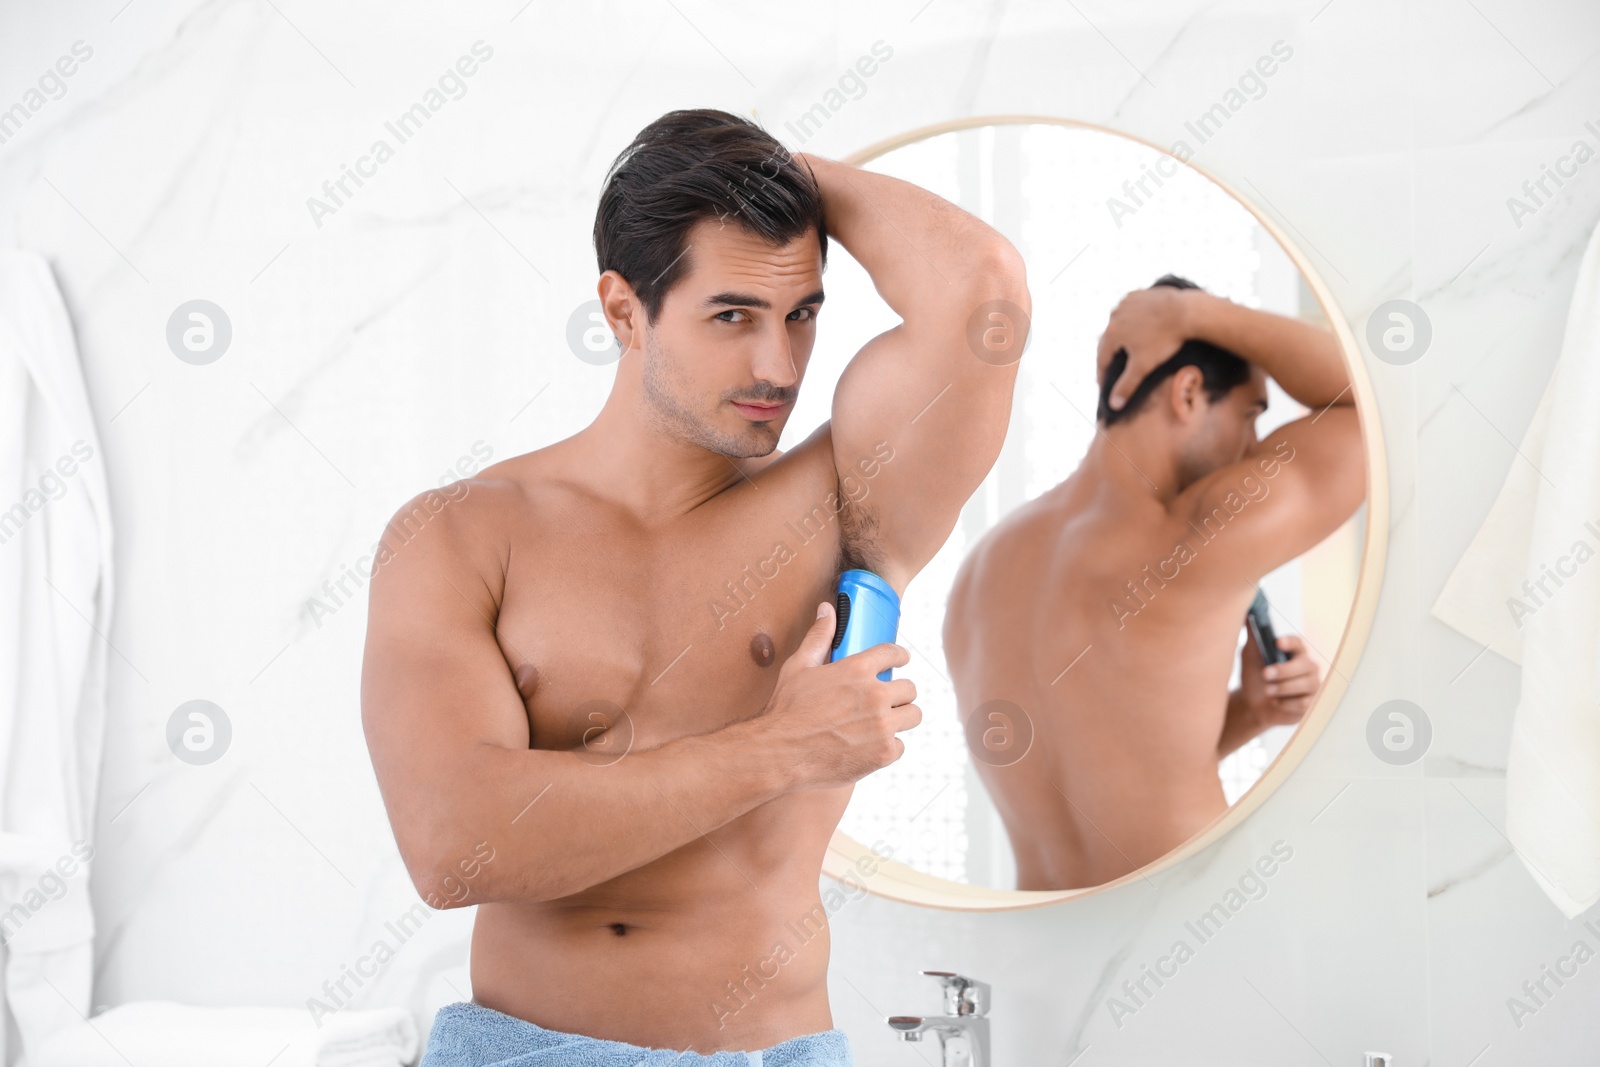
[703,289,826,311]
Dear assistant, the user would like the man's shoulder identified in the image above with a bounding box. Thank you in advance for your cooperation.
[373,452,550,582]
[718,422,862,523]
[969,487,1212,601]
[950,495,1062,607]
[389,462,524,532]
[1163,438,1313,578]
[753,420,841,488]
[964,482,1116,570]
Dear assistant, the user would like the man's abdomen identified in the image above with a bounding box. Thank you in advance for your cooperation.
[467,791,845,1053]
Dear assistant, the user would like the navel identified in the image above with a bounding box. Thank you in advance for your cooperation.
[750,631,776,667]
[609,922,628,937]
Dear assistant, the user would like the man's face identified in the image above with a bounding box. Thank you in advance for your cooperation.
[638,216,825,459]
[1175,366,1269,487]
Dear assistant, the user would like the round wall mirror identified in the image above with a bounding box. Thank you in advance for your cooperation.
[780,116,1387,910]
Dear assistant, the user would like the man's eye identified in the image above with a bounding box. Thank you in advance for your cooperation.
[715,310,747,323]
[789,307,816,322]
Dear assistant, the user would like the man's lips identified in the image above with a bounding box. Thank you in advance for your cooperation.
[731,400,789,421]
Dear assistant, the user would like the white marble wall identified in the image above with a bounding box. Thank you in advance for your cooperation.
[2,0,1598,1062]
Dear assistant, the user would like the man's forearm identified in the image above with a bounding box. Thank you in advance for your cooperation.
[1188,291,1351,410]
[799,152,1020,314]
[418,717,791,907]
[1216,687,1267,759]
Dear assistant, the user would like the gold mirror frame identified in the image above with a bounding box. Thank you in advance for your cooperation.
[820,114,1389,911]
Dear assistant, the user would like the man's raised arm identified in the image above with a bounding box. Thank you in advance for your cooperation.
[1184,293,1364,580]
[801,152,1031,591]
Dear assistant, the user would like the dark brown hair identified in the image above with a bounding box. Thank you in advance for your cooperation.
[1097,275,1252,425]
[593,109,828,324]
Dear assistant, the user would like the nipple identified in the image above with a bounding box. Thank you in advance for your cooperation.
[513,662,541,700]
[750,632,776,668]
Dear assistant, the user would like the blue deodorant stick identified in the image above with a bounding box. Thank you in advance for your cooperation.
[829,569,901,681]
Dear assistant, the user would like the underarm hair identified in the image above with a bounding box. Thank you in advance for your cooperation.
[835,480,885,575]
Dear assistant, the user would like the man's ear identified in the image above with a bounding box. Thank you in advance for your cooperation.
[597,270,643,353]
[1167,365,1206,422]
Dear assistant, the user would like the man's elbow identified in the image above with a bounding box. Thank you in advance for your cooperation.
[401,830,584,908]
[397,828,513,910]
[972,241,1030,307]
[959,243,1032,362]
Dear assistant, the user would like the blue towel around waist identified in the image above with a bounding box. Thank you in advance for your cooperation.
[419,1001,855,1067]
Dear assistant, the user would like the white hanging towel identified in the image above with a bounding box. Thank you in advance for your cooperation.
[0,251,114,1062]
[1431,220,1600,918]
[1430,373,1556,668]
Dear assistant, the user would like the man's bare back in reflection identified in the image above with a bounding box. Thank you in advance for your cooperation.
[360,110,1028,1058]
[945,276,1363,891]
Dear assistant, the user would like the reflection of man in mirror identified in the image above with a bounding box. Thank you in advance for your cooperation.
[945,275,1362,891]
[361,109,1029,1062]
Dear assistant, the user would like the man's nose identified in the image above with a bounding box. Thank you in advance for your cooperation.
[751,328,800,388]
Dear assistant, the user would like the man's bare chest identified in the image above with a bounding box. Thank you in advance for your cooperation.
[491,481,851,753]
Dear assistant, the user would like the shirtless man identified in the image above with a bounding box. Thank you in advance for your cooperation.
[944,275,1361,892]
[360,109,1029,1062]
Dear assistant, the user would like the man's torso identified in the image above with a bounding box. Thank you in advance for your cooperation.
[945,469,1256,890]
[464,432,865,1051]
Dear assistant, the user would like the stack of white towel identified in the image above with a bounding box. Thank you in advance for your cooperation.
[27,1002,419,1067]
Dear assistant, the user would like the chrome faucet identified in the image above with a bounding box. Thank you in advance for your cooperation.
[887,970,991,1067]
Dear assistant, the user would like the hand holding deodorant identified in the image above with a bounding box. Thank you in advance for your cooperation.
[829,569,901,681]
